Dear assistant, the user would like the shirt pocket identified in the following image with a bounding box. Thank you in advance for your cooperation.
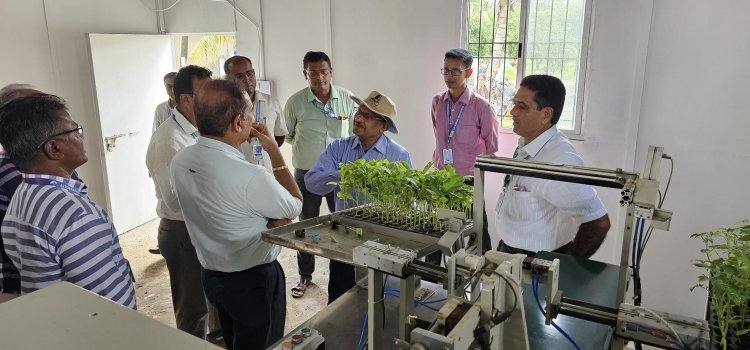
[506,190,544,222]
[454,118,480,147]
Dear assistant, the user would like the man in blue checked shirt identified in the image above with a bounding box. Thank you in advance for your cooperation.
[305,90,412,303]
[0,94,136,309]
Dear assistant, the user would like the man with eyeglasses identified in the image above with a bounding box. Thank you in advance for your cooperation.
[0,94,136,309]
[284,51,358,299]
[428,48,499,264]
[305,90,411,303]
[152,71,177,133]
[224,55,288,170]
[170,79,302,349]
[495,75,610,258]
[146,65,222,341]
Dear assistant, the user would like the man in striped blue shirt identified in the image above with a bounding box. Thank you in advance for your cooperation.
[0,95,136,309]
[304,90,412,303]
[0,83,42,303]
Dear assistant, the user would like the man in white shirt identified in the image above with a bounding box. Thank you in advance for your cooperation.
[223,55,288,169]
[152,72,177,133]
[171,79,302,350]
[145,65,218,340]
[495,75,611,258]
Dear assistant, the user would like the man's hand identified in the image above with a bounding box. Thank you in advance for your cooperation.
[249,123,280,152]
[267,218,293,229]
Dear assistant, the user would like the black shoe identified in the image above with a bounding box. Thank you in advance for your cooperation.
[148,247,161,255]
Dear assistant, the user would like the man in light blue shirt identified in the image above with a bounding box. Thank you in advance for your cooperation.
[171,79,302,350]
[305,90,411,303]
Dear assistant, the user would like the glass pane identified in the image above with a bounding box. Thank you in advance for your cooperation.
[467,0,522,128]
[526,0,587,131]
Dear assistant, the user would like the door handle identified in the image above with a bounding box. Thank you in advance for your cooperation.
[104,132,138,152]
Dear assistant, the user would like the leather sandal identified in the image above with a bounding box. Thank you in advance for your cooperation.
[291,278,311,298]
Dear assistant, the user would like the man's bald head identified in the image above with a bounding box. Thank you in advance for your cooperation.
[195,79,251,137]
[0,83,42,109]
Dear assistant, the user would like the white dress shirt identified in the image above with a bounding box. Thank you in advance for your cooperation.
[239,91,288,170]
[171,137,302,272]
[495,126,607,252]
[146,108,197,221]
[152,100,174,133]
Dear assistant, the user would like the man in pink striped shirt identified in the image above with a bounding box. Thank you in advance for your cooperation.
[431,48,499,176]
[429,49,499,261]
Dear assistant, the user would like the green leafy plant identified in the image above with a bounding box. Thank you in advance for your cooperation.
[336,160,473,233]
[691,221,750,350]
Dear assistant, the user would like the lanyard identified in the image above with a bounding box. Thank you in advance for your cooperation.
[24,177,83,196]
[445,99,466,146]
[173,115,197,140]
[312,100,336,119]
[255,100,263,123]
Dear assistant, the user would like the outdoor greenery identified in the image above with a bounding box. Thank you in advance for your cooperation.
[467,0,587,131]
[691,221,750,350]
[336,159,473,233]
[186,35,236,78]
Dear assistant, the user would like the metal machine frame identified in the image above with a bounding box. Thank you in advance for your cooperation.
[264,145,711,350]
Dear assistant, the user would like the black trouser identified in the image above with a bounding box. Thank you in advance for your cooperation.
[158,218,211,339]
[496,240,574,257]
[294,168,336,280]
[328,260,356,304]
[425,206,491,266]
[201,261,286,350]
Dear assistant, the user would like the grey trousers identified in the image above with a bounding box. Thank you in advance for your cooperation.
[158,218,221,340]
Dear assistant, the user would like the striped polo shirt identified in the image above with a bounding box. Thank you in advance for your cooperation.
[0,154,22,293]
[1,173,136,309]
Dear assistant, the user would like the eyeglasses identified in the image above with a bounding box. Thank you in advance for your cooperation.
[36,126,84,150]
[441,67,470,76]
[354,108,386,123]
[233,70,256,80]
[306,69,331,78]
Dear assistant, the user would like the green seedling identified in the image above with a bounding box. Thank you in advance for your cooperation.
[336,159,473,232]
[691,220,750,350]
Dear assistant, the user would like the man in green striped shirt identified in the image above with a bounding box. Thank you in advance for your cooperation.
[284,51,358,298]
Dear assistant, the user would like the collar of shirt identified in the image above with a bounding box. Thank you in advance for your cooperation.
[22,173,87,195]
[350,134,388,155]
[305,85,342,104]
[173,108,198,136]
[441,85,472,106]
[519,125,559,158]
[196,136,246,161]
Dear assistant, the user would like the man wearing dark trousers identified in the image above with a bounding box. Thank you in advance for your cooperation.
[284,51,358,298]
[171,79,302,349]
[146,65,222,342]
[495,75,611,258]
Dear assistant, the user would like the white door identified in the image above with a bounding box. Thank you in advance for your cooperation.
[88,34,173,234]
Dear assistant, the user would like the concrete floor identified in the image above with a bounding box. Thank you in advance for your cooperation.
[119,218,330,335]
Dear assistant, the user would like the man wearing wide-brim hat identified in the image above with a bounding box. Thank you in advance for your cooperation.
[304,90,412,304]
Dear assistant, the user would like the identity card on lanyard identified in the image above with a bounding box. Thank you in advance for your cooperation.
[252,100,264,160]
[443,100,465,165]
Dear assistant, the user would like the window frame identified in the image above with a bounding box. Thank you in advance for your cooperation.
[466,0,593,139]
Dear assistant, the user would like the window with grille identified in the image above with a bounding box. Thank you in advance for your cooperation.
[467,0,591,135]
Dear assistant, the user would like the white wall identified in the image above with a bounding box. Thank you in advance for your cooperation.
[0,0,261,212]
[635,0,750,320]
[3,0,747,325]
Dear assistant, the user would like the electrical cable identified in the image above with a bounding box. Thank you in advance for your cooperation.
[633,306,686,349]
[638,157,673,263]
[532,274,581,350]
[356,312,368,350]
[139,0,184,12]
